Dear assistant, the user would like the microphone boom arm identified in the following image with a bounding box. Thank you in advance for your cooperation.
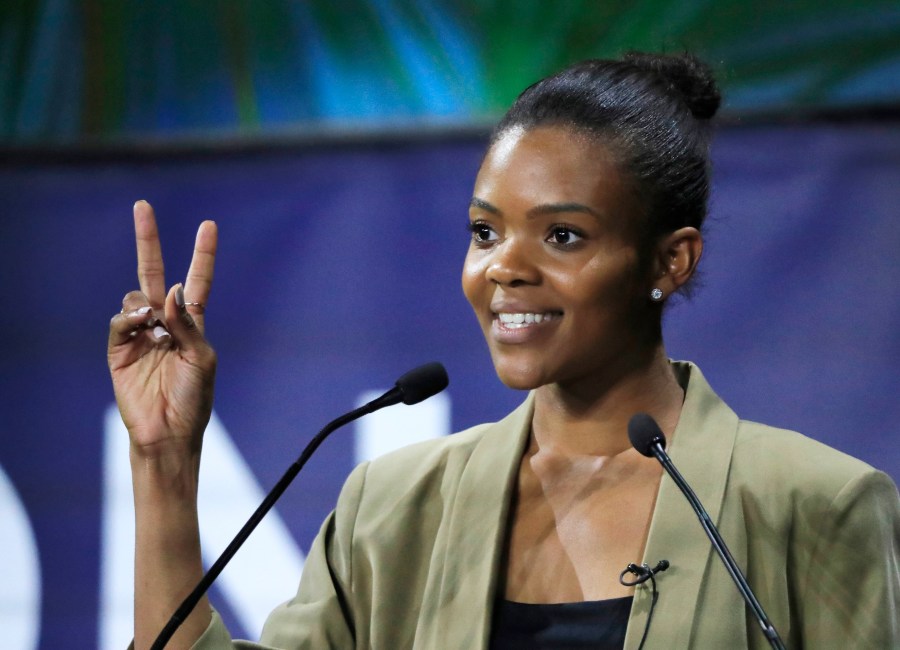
[152,398,382,649]
[150,362,448,650]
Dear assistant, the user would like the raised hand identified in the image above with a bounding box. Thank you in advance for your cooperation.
[108,200,218,459]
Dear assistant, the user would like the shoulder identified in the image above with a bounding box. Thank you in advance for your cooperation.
[728,418,899,525]
[324,404,529,606]
[729,423,900,644]
[733,419,890,490]
[358,394,532,491]
[333,398,531,524]
[676,361,896,505]
[347,419,498,499]
[370,419,498,474]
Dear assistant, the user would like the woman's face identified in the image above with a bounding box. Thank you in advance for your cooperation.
[462,125,653,391]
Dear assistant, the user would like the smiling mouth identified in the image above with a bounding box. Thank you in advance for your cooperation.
[495,311,562,329]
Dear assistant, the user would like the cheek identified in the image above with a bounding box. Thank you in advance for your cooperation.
[569,257,642,315]
[461,249,486,308]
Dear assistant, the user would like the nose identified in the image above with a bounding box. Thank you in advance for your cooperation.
[485,236,541,287]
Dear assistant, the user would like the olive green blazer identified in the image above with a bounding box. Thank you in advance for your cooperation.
[195,363,900,649]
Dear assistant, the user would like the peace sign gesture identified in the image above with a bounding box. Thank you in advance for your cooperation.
[108,200,219,460]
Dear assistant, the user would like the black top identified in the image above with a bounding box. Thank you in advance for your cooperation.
[489,596,633,649]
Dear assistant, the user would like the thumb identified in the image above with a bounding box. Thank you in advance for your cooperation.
[164,283,208,352]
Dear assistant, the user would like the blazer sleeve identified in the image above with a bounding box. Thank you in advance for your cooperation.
[192,461,370,650]
[797,469,900,647]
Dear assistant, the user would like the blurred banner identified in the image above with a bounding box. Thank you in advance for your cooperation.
[1,123,899,647]
[2,0,900,144]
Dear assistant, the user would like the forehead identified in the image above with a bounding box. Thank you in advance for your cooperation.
[474,125,637,217]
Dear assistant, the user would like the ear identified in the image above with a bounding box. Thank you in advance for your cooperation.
[650,227,703,299]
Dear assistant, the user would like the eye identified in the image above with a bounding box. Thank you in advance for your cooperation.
[468,220,498,244]
[547,225,584,247]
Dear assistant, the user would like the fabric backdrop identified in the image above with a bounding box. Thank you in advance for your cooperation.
[0,122,898,648]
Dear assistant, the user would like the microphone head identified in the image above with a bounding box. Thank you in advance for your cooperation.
[628,412,667,457]
[395,362,449,405]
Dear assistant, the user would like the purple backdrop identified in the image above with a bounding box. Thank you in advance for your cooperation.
[0,122,898,648]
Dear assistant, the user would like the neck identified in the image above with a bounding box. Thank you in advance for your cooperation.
[531,346,683,457]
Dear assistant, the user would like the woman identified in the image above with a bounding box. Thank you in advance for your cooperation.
[109,53,900,649]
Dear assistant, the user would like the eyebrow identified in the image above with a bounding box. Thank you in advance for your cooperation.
[469,197,500,214]
[469,197,601,219]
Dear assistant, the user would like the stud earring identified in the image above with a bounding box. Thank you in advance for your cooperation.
[650,288,664,302]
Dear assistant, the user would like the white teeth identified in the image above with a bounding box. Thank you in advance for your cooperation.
[497,312,558,328]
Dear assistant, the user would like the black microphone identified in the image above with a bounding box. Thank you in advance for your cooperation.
[368,361,449,408]
[628,413,787,650]
[151,362,449,650]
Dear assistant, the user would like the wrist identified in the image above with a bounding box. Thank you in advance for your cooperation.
[130,443,201,501]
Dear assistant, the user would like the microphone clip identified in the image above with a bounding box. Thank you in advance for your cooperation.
[620,560,670,650]
[619,559,670,587]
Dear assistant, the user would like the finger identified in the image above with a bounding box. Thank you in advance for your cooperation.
[120,289,165,328]
[121,290,153,317]
[183,220,217,333]
[108,308,171,347]
[164,283,211,357]
[113,291,166,343]
[134,200,167,309]
[108,300,172,368]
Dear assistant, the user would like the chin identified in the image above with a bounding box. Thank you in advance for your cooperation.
[491,358,549,391]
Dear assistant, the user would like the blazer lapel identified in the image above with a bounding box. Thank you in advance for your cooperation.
[625,362,745,649]
[414,397,533,650]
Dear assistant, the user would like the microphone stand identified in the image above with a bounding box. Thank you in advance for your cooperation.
[647,439,787,650]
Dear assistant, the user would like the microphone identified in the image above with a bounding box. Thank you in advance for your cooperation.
[151,362,449,650]
[368,361,449,408]
[627,413,787,650]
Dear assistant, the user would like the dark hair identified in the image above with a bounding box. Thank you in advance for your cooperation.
[491,52,721,252]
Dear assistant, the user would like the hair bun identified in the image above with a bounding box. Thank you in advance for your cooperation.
[624,51,721,120]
